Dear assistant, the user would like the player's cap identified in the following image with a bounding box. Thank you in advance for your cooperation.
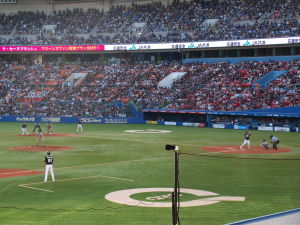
[47,151,51,155]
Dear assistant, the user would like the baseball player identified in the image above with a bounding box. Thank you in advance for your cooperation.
[44,151,55,182]
[33,123,41,134]
[36,127,45,145]
[77,119,83,133]
[20,123,29,136]
[260,139,270,150]
[270,135,280,150]
[240,131,251,150]
[46,123,54,135]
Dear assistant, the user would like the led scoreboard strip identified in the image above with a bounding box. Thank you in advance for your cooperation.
[0,36,299,52]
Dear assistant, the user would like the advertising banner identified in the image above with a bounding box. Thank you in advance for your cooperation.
[274,127,290,132]
[258,126,273,131]
[0,45,104,52]
[105,36,300,51]
[212,124,225,129]
[0,116,143,124]
[164,121,177,126]
[146,121,158,125]
[1,37,299,53]
[182,122,205,127]
[234,125,250,130]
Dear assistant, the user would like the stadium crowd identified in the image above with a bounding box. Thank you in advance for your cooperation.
[0,0,299,45]
[0,59,299,117]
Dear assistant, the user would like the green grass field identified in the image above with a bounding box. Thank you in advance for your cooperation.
[0,122,299,225]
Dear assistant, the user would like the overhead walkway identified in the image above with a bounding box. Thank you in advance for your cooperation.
[157,72,187,89]
[62,73,88,87]
[252,70,287,89]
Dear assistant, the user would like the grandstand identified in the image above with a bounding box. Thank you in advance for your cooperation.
[0,0,299,121]
[0,1,300,225]
[0,0,299,45]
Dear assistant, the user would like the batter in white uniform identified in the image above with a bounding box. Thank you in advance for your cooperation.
[240,131,251,150]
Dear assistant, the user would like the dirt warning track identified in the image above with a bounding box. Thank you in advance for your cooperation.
[16,133,78,137]
[202,145,291,154]
[0,169,42,178]
[9,145,73,152]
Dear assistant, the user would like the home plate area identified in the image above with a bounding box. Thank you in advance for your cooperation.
[202,145,291,154]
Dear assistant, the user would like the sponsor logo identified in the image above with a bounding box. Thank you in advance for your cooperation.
[124,129,172,134]
[288,38,300,44]
[274,127,290,132]
[105,188,245,207]
[164,121,177,126]
[105,118,128,124]
[16,117,35,122]
[183,123,205,127]
[41,117,61,123]
[243,40,251,46]
[258,126,273,131]
[129,45,137,50]
[188,43,196,48]
[234,125,249,130]
[146,121,158,125]
[212,124,225,129]
[81,118,103,123]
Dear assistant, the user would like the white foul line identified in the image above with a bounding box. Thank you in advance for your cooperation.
[17,156,168,193]
[18,184,53,193]
[55,156,171,170]
[18,174,134,193]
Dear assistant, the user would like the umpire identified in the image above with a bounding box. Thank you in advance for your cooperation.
[44,151,55,182]
[270,135,280,150]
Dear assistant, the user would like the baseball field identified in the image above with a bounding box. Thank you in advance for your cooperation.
[0,122,299,225]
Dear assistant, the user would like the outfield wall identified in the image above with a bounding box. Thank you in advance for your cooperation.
[143,107,300,132]
[0,108,299,132]
[0,115,144,124]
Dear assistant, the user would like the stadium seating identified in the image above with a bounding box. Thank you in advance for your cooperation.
[0,60,299,117]
[0,0,299,45]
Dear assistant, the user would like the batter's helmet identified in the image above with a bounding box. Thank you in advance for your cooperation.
[47,151,51,155]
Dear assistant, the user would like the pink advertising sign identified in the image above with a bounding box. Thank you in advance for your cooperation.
[0,45,105,52]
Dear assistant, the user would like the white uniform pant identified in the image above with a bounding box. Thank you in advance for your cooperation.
[44,164,55,182]
[21,128,29,135]
[240,140,250,149]
[77,124,83,132]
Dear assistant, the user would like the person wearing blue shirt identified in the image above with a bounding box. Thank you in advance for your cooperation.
[270,135,280,150]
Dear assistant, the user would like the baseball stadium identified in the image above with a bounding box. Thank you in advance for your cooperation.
[0,0,299,225]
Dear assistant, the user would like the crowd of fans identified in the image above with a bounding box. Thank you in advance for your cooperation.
[0,0,299,45]
[165,60,300,111]
[0,59,299,117]
[210,115,294,127]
